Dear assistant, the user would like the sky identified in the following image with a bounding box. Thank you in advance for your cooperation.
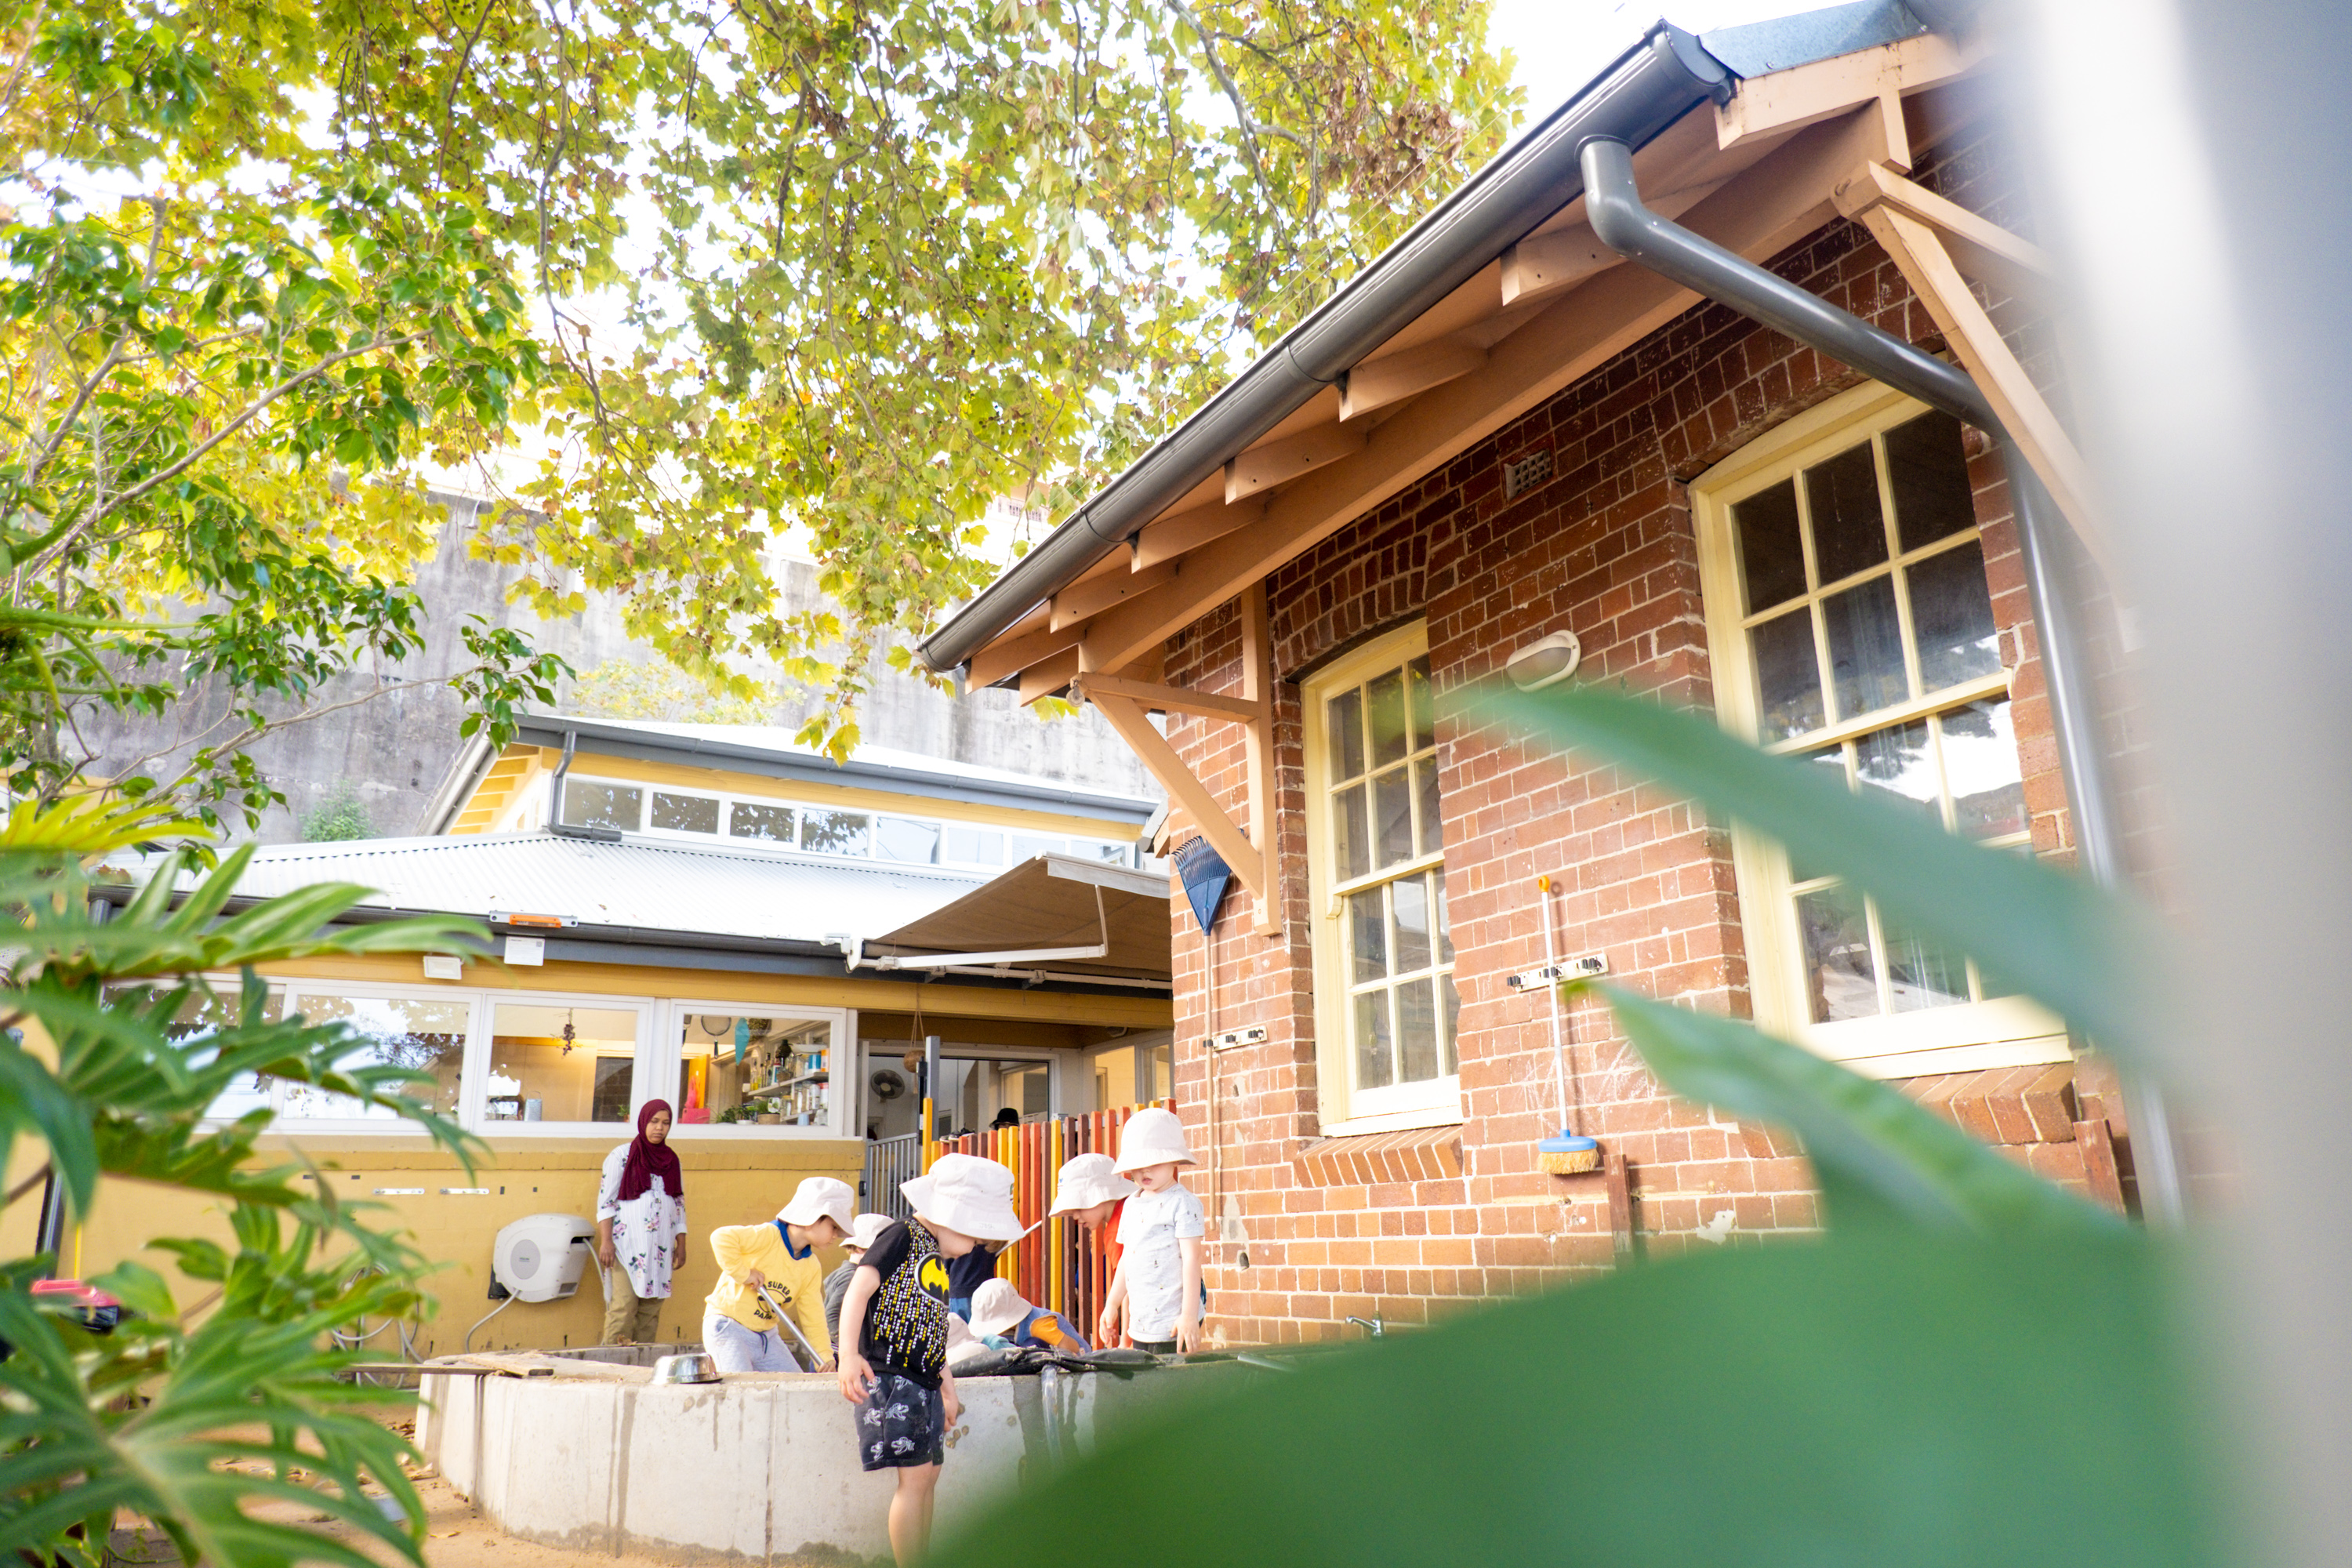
[1487,0,1827,121]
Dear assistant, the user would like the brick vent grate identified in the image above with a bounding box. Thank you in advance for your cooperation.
[1503,447,1552,499]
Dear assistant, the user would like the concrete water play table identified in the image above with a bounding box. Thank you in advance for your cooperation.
[414,1348,1259,1563]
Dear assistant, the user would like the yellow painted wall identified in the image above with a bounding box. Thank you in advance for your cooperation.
[57,1136,860,1358]
[9,956,1167,1356]
[485,744,1142,844]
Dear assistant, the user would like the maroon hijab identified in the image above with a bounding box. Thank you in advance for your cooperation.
[616,1099,683,1203]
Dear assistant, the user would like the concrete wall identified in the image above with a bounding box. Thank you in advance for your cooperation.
[77,498,1158,843]
[417,1359,1258,1563]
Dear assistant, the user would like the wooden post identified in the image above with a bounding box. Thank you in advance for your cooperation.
[1239,581,1279,936]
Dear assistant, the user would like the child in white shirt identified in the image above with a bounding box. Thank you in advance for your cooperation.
[1099,1107,1206,1355]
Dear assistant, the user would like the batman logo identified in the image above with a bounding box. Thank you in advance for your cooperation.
[918,1255,950,1301]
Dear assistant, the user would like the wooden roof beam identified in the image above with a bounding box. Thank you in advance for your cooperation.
[1835,158,2053,303]
[1338,339,1489,422]
[1225,424,1369,503]
[1132,496,1265,571]
[1715,30,1983,168]
[1060,108,1895,684]
[1049,558,1176,633]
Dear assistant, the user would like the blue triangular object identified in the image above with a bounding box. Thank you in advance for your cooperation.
[1171,836,1233,937]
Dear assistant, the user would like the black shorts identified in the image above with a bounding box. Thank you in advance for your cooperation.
[856,1370,946,1471]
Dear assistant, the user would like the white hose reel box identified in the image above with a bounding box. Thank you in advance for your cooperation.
[491,1213,594,1303]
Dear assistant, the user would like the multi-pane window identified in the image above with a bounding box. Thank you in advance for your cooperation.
[1698,389,2065,1076]
[1735,408,2002,743]
[1306,626,1459,1120]
[555,776,1138,869]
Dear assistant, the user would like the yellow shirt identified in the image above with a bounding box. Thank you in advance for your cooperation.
[704,1220,831,1357]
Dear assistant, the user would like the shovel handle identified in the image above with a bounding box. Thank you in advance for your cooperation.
[754,1281,826,1370]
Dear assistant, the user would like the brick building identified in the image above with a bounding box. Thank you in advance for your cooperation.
[921,8,2135,1342]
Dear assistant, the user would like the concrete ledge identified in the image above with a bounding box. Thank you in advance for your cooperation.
[416,1360,1252,1563]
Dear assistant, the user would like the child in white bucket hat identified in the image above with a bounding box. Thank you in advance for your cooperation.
[837,1152,1024,1566]
[1049,1151,1134,1232]
[702,1175,853,1374]
[822,1212,894,1352]
[970,1276,1091,1354]
[1102,1108,1205,1356]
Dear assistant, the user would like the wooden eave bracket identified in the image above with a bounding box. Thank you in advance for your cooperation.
[1075,583,1280,937]
[1834,160,2114,575]
[1715,29,1987,169]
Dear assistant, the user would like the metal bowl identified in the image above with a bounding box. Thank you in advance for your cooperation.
[650,1351,720,1385]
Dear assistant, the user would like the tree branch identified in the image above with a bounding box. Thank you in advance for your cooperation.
[21,331,426,586]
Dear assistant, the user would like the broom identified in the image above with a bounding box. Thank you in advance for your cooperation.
[1534,873,1601,1175]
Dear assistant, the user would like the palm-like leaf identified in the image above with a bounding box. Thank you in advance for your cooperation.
[2,840,487,1568]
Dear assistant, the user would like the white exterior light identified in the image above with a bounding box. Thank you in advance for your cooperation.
[1504,630,1582,691]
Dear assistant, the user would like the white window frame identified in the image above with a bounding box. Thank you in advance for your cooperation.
[557,771,1138,869]
[183,980,859,1140]
[460,987,657,1137]
[1301,620,1464,1134]
[1693,383,2071,1080]
[655,1000,855,1139]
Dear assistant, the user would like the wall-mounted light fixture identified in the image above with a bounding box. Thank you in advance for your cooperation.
[1504,630,1582,691]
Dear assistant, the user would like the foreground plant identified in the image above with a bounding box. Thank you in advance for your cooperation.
[943,685,2225,1566]
[0,797,487,1568]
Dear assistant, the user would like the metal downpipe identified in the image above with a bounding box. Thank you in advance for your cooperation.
[1577,135,2187,1221]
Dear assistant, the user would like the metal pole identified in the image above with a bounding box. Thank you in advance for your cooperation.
[922,1034,942,1170]
[2000,452,2185,1223]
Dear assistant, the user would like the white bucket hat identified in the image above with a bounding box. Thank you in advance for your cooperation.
[900,1152,1026,1242]
[843,1212,895,1254]
[944,1310,989,1368]
[1050,1152,1136,1214]
[1113,1107,1198,1174]
[776,1176,856,1233]
[969,1277,1034,1340]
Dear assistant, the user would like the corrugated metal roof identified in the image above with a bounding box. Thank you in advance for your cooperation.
[189,832,993,947]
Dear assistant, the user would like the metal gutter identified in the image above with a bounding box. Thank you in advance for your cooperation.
[512,716,1156,826]
[1576,132,2187,1221]
[915,24,1733,676]
[82,885,1166,998]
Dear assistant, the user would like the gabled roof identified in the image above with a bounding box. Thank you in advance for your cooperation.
[507,713,1159,825]
[140,831,993,953]
[919,2,1984,693]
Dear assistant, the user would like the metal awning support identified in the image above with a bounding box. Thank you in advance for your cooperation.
[1577,132,2186,1221]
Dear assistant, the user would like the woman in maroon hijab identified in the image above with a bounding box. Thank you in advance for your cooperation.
[595,1099,688,1345]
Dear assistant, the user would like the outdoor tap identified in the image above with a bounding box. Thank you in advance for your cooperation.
[1346,1314,1384,1338]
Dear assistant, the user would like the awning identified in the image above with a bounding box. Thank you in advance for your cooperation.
[858,854,1172,984]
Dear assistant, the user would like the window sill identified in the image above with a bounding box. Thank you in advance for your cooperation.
[1293,1121,1466,1187]
[1313,1103,1466,1140]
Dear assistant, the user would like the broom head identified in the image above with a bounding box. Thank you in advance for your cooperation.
[1537,1132,1600,1174]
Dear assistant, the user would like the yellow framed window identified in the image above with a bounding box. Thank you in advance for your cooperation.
[1302,621,1461,1130]
[1694,384,2068,1079]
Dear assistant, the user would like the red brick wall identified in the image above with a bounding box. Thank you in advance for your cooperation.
[1152,134,2102,1347]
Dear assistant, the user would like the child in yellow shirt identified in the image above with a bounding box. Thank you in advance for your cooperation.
[702,1176,853,1372]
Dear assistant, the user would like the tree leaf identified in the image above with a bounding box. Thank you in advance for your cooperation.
[1592,982,2122,1236]
[942,1233,2216,1568]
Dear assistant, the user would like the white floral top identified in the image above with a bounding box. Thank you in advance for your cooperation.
[596,1143,688,1299]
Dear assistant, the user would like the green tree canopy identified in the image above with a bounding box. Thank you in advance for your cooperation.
[0,0,1516,816]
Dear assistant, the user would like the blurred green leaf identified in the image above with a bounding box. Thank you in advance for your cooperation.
[1592,982,2122,1236]
[946,1234,2216,1568]
[1479,683,2167,1058]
